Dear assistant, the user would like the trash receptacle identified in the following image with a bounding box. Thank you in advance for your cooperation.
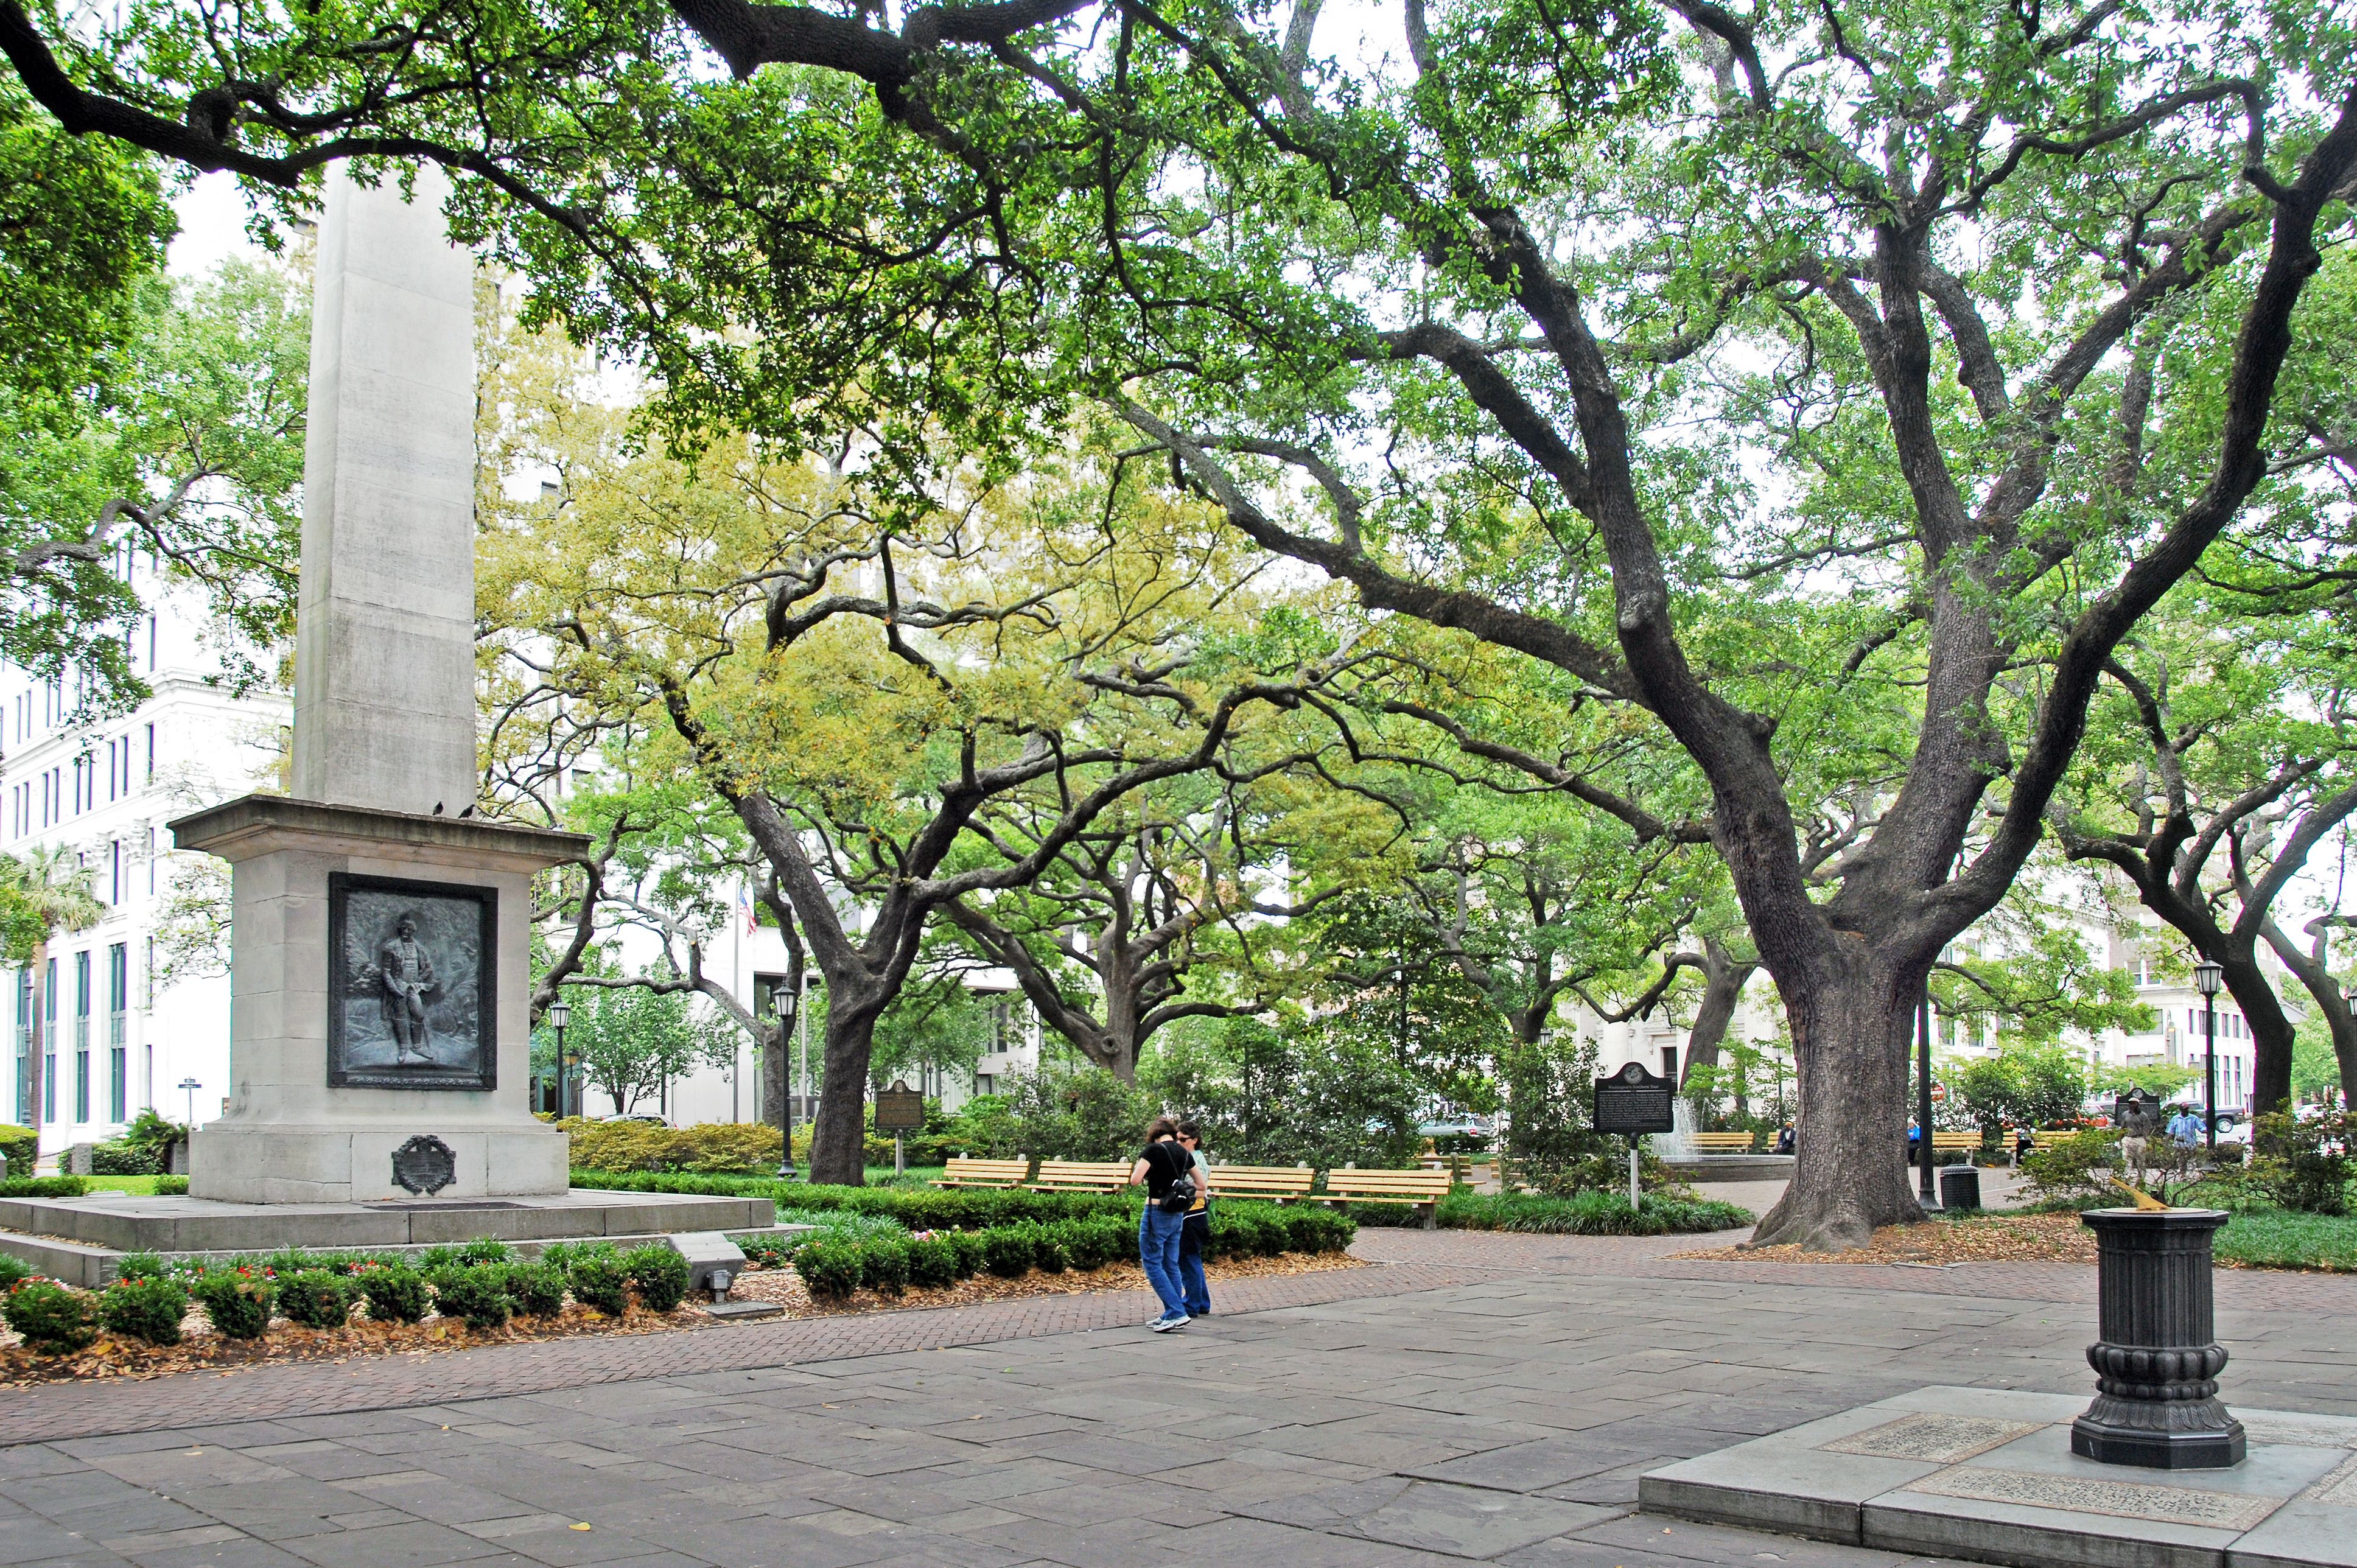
[1939,1164,1981,1212]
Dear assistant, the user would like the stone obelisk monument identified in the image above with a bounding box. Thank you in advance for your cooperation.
[173,168,584,1203]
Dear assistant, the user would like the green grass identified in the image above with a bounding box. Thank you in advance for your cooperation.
[2216,1209,2357,1272]
[83,1175,163,1194]
[1356,1188,1754,1236]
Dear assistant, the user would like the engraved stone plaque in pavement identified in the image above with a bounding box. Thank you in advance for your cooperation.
[1905,1465,2286,1531]
[2310,1452,2357,1509]
[1642,1385,2357,1567]
[1819,1412,2044,1464]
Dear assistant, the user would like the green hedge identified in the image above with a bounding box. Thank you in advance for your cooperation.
[0,1124,37,1174]
[1353,1189,1753,1236]
[573,1170,1139,1230]
[785,1199,1354,1301]
[0,1175,88,1199]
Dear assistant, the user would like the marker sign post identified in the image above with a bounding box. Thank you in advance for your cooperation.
[875,1082,925,1175]
[1594,1062,1676,1208]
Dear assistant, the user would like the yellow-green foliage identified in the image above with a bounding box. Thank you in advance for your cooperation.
[564,1119,784,1174]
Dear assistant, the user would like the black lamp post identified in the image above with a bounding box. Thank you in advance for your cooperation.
[2193,960,2222,1152]
[548,996,571,1121]
[774,985,797,1179]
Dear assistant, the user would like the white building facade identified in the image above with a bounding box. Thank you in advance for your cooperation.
[4,560,287,1157]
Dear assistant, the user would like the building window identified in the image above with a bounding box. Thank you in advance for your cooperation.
[13,969,28,1125]
[145,723,155,782]
[74,949,91,1124]
[109,839,121,905]
[108,943,127,1033]
[41,956,55,1124]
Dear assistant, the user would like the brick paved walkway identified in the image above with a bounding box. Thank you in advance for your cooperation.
[0,1261,1488,1445]
[2,1230,2350,1568]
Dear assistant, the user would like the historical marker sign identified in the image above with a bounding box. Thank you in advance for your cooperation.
[874,1082,926,1131]
[1594,1061,1675,1136]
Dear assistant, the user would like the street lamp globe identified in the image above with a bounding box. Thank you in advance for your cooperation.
[2193,961,2224,998]
[547,996,571,1031]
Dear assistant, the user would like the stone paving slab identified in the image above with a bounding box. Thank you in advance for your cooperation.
[1642,1385,2357,1568]
[0,1231,2350,1567]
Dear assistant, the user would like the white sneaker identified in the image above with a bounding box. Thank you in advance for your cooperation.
[1150,1313,1186,1332]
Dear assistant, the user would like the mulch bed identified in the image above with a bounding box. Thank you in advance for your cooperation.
[0,1303,702,1388]
[0,1250,1363,1386]
[1671,1211,2100,1266]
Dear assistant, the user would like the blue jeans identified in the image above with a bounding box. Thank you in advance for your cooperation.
[1178,1211,1210,1315]
[1138,1206,1187,1316]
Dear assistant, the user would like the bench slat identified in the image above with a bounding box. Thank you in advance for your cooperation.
[931,1157,1030,1190]
[1026,1159,1133,1193]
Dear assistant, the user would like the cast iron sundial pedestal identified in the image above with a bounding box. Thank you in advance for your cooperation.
[2070,1206,2245,1470]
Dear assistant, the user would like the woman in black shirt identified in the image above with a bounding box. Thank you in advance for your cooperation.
[1128,1116,1193,1331]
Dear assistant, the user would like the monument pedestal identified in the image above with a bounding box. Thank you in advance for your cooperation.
[172,796,587,1205]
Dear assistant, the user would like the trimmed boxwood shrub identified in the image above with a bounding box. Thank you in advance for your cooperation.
[429,1265,512,1331]
[793,1238,862,1301]
[1023,1223,1066,1274]
[568,1172,1137,1233]
[419,1239,513,1270]
[97,1275,188,1345]
[506,1262,568,1318]
[0,1123,35,1174]
[946,1230,986,1278]
[905,1234,958,1289]
[1057,1218,1121,1270]
[621,1245,690,1312]
[859,1238,910,1295]
[278,1271,354,1329]
[4,1279,97,1353]
[155,1175,190,1195]
[0,1175,89,1199]
[564,1119,784,1174]
[981,1227,1034,1278]
[355,1265,430,1325]
[192,1270,275,1339]
[89,1140,161,1176]
[566,1255,630,1315]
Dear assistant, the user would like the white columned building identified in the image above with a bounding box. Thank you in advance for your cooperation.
[4,561,289,1157]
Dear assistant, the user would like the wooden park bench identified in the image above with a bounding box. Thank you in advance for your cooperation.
[932,1156,1029,1189]
[1688,1131,1758,1153]
[1027,1159,1133,1194]
[1205,1164,1317,1202]
[1928,1131,1981,1158]
[2029,1129,2081,1150]
[1319,1166,1452,1228]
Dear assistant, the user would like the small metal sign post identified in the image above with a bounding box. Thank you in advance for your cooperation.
[1594,1061,1676,1208]
[875,1081,925,1175]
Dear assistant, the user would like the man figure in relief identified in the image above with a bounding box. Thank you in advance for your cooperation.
[380,914,437,1063]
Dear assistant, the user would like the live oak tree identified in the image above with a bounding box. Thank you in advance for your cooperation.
[28,0,2357,1245]
[940,763,1373,1082]
[2052,612,2357,1104]
[477,325,1347,1181]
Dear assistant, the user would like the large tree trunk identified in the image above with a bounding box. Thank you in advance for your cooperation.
[2217,949,2296,1118]
[1746,947,1924,1250]
[2263,916,2357,1104]
[1679,942,1756,1088]
[808,993,884,1185]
